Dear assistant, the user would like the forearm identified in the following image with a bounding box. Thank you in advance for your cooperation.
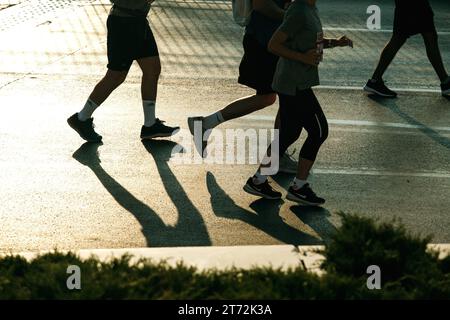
[323,38,336,49]
[252,0,285,21]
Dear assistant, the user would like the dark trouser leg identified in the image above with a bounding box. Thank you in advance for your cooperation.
[297,89,328,180]
[422,32,449,83]
[371,34,408,81]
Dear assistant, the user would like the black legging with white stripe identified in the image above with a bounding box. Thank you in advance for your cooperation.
[278,88,328,162]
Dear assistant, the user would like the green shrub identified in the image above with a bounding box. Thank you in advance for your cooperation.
[0,214,448,299]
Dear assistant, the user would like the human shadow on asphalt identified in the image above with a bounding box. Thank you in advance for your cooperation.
[72,142,211,247]
[271,172,337,243]
[206,171,323,245]
[368,94,450,149]
[142,140,211,246]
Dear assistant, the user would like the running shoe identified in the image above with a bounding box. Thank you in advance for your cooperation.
[187,116,208,158]
[140,119,180,140]
[286,183,325,206]
[364,79,397,98]
[67,113,102,143]
[243,177,282,200]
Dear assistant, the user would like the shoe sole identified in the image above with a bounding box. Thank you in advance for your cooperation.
[286,192,324,206]
[243,184,281,200]
[187,118,208,158]
[141,128,180,140]
[187,118,196,136]
[363,85,397,98]
[67,119,102,143]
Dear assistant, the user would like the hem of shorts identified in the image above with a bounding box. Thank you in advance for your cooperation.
[238,77,274,93]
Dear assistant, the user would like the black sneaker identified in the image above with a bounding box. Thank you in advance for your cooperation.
[140,119,180,140]
[286,183,325,206]
[67,113,102,142]
[441,80,450,96]
[364,79,397,98]
[187,116,208,158]
[243,177,282,200]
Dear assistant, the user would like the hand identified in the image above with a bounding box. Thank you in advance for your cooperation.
[300,49,322,67]
[335,35,353,48]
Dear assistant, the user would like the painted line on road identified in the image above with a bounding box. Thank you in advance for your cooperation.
[244,115,450,133]
[312,168,450,179]
[323,27,450,36]
[318,85,442,93]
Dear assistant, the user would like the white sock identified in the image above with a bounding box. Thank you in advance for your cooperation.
[78,99,99,121]
[143,100,156,127]
[203,111,224,129]
[292,178,307,190]
[252,171,268,185]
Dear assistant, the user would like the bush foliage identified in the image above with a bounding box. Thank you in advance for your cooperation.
[1,214,449,299]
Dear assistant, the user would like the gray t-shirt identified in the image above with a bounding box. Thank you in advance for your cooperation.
[109,0,151,17]
[272,0,323,95]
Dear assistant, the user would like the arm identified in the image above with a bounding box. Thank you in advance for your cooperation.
[323,36,353,49]
[252,0,285,21]
[268,29,321,66]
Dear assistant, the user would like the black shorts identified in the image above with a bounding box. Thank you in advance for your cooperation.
[107,15,159,71]
[238,34,279,95]
[393,1,436,38]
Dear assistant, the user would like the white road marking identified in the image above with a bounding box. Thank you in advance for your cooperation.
[323,27,450,36]
[318,85,442,93]
[244,115,450,133]
[312,168,450,179]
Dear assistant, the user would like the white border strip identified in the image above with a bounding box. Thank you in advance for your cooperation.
[318,85,442,93]
[313,168,450,179]
[323,27,450,36]
[245,115,450,133]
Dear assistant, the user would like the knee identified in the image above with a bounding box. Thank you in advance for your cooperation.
[320,122,329,143]
[142,62,161,79]
[309,122,328,145]
[255,93,277,108]
[105,71,127,86]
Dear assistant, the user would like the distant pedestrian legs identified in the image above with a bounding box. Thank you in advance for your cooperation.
[364,0,449,97]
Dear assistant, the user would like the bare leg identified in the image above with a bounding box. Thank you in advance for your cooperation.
[422,32,449,82]
[220,93,277,122]
[296,158,314,180]
[88,69,128,106]
[137,56,161,101]
[371,34,407,81]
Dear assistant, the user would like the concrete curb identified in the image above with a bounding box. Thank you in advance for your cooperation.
[4,244,449,274]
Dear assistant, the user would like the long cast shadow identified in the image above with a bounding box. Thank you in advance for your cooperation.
[206,171,322,245]
[368,94,450,149]
[271,173,337,243]
[142,140,211,246]
[72,142,211,247]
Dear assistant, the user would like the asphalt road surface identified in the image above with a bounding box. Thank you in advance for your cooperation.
[0,0,449,252]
